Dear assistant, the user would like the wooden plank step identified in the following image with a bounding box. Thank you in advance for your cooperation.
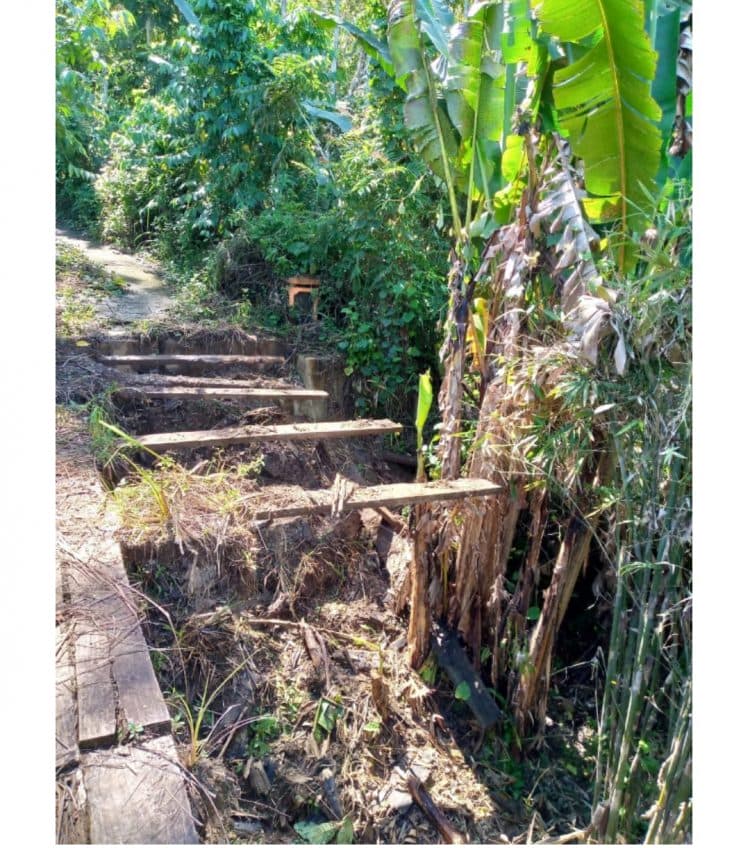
[252,478,503,520]
[99,353,284,367]
[136,418,402,452]
[117,385,328,401]
[107,598,172,735]
[82,735,199,844]
[74,617,117,750]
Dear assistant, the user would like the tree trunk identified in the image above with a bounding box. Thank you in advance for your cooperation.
[513,447,613,740]
[437,252,469,480]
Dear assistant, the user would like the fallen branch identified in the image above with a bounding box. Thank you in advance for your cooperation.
[431,624,502,730]
[406,771,467,844]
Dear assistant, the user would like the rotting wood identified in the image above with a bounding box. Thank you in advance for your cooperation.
[407,503,434,669]
[136,418,403,452]
[514,449,613,739]
[431,624,502,730]
[99,353,284,367]
[301,621,331,690]
[81,735,199,844]
[115,385,328,401]
[406,771,467,844]
[251,479,503,521]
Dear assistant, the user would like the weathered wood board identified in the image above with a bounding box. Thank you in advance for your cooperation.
[109,602,171,734]
[252,478,504,520]
[137,418,403,451]
[82,735,199,844]
[74,623,117,749]
[100,353,284,367]
[117,385,328,401]
[66,545,172,743]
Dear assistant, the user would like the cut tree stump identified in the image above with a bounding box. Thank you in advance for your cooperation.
[135,418,402,452]
[250,478,503,520]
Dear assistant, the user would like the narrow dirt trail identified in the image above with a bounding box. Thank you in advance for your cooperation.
[56,227,173,323]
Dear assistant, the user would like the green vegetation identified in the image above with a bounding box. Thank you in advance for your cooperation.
[57,1,691,841]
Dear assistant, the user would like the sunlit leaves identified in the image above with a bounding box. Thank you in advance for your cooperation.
[533,0,663,252]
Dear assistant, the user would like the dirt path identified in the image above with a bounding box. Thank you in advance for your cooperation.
[56,228,173,323]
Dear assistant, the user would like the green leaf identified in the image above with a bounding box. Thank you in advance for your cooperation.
[527,605,541,621]
[415,370,433,479]
[336,817,355,844]
[647,1,680,182]
[416,369,433,424]
[534,0,663,252]
[310,12,394,76]
[414,0,455,57]
[302,102,352,133]
[294,820,340,844]
[455,681,471,701]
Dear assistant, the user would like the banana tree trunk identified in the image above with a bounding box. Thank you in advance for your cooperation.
[437,251,470,480]
[513,447,613,740]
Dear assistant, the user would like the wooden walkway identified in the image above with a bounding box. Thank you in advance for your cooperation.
[56,414,198,844]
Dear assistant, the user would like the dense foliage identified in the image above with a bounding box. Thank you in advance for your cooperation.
[56,1,691,841]
[57,0,451,415]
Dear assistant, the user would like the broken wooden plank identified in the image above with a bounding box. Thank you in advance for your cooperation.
[82,735,199,844]
[56,624,79,770]
[431,624,502,730]
[252,478,503,520]
[116,385,328,401]
[136,418,403,452]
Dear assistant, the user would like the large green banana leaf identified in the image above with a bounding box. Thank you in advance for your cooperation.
[533,0,662,244]
[389,1,533,230]
[388,0,459,195]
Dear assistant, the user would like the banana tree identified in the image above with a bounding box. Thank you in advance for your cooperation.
[388,0,537,478]
[347,0,681,735]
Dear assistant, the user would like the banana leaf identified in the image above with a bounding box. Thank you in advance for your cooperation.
[533,0,663,253]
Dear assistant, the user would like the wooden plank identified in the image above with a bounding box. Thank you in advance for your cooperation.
[137,418,403,452]
[109,600,171,734]
[74,622,117,749]
[100,353,284,367]
[252,478,503,520]
[56,624,79,770]
[82,735,199,844]
[117,385,328,401]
